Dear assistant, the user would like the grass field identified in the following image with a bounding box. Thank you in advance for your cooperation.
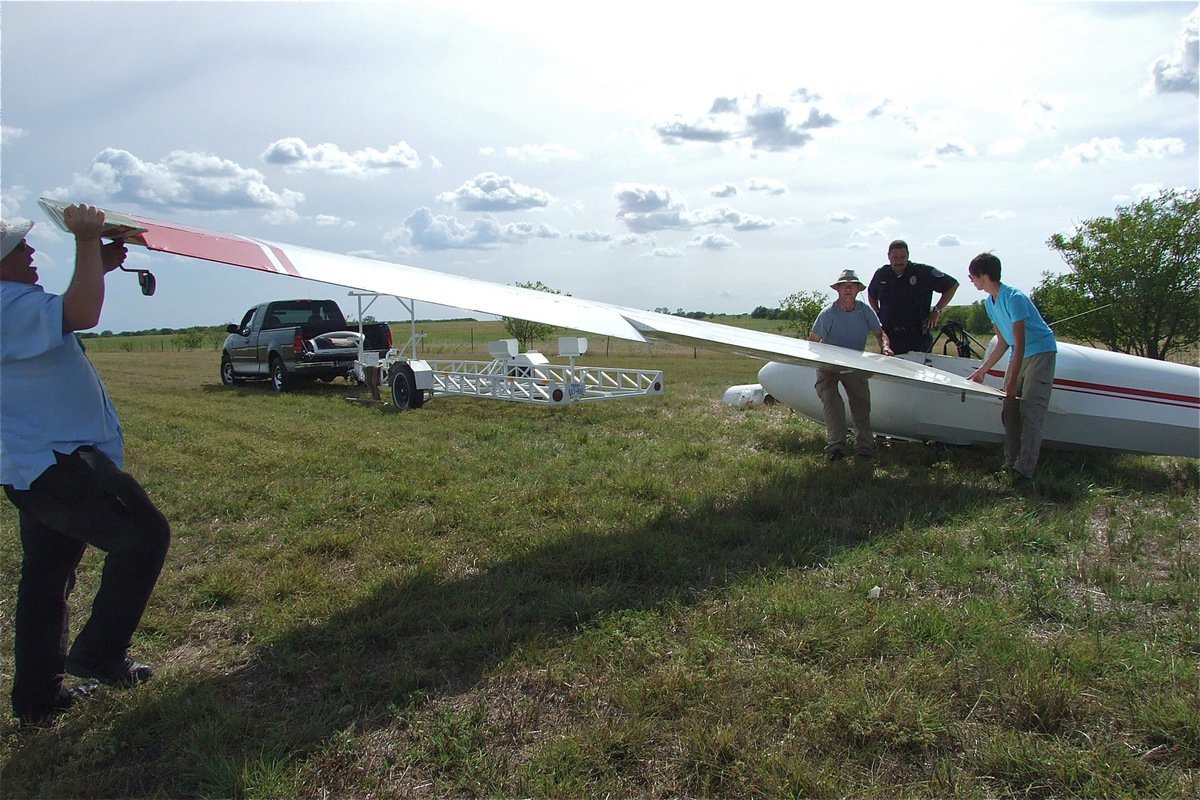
[1,324,1197,798]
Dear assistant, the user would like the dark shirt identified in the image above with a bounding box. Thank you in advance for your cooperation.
[867,261,957,333]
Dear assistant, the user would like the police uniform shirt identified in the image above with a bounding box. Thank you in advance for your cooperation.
[867,262,957,333]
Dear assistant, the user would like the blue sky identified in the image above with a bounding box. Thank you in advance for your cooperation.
[2,0,1196,333]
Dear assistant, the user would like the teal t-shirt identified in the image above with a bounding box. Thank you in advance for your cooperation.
[984,283,1056,356]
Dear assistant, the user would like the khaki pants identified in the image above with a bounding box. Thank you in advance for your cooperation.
[815,370,873,456]
[1002,351,1056,478]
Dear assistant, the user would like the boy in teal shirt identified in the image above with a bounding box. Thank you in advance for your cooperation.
[966,252,1057,480]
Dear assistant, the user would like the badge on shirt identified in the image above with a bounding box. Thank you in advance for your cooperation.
[909,275,917,285]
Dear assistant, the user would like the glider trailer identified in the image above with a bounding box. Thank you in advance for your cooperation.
[347,292,665,410]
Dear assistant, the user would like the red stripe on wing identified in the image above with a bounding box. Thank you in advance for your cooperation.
[136,220,289,275]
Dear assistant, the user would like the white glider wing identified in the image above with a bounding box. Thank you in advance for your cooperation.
[39,199,1001,400]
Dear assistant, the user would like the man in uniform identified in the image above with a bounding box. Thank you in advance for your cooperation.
[867,239,958,355]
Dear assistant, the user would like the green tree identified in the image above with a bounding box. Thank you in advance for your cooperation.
[502,281,565,350]
[940,300,992,335]
[778,289,829,338]
[1038,189,1199,360]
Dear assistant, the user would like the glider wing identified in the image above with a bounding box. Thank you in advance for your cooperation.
[38,198,1002,398]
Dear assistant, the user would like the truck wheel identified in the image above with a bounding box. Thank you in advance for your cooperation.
[270,356,291,393]
[220,353,242,386]
[390,365,424,409]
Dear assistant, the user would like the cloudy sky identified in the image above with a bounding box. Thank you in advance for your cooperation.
[2,0,1196,333]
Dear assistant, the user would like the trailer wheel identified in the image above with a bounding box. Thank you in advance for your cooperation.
[390,365,424,409]
[220,353,242,386]
[270,356,291,393]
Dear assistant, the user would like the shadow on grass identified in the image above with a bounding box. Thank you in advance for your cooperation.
[0,439,1178,796]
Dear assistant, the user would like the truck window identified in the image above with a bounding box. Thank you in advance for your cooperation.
[264,301,347,328]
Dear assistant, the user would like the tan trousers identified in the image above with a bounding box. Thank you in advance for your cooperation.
[815,370,873,456]
[1001,351,1056,478]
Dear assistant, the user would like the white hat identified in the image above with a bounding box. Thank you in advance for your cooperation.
[1,219,34,259]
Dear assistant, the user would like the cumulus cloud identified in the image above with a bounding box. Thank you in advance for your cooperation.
[438,172,553,212]
[933,139,977,158]
[401,207,559,250]
[655,94,838,152]
[648,247,684,258]
[614,183,691,232]
[1150,8,1198,93]
[744,106,816,151]
[688,233,738,250]
[933,234,962,247]
[982,209,1015,220]
[2,125,27,146]
[710,183,738,198]
[314,214,354,227]
[262,137,420,176]
[851,216,900,241]
[826,212,856,224]
[699,206,775,231]
[1038,136,1187,168]
[614,183,776,234]
[49,148,303,215]
[570,229,613,242]
[1,185,28,220]
[745,178,788,195]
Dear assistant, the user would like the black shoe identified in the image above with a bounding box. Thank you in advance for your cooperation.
[826,448,845,462]
[15,680,100,726]
[66,656,154,687]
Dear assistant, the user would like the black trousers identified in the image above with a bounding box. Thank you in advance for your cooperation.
[885,327,933,356]
[3,447,170,720]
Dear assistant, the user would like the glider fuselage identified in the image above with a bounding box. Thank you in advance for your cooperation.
[757,341,1200,457]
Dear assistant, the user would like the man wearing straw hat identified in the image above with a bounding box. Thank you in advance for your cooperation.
[809,269,892,461]
[1,207,171,725]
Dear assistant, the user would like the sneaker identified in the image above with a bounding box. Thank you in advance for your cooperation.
[66,656,154,687]
[15,680,100,726]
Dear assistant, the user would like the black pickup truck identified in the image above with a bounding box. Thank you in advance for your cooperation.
[220,299,393,392]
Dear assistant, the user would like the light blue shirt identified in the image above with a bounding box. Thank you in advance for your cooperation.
[811,300,881,351]
[1,281,124,490]
[984,283,1057,357]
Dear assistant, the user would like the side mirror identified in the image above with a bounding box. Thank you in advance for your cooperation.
[226,324,241,334]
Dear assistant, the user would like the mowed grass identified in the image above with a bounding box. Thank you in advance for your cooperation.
[1,329,1197,798]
